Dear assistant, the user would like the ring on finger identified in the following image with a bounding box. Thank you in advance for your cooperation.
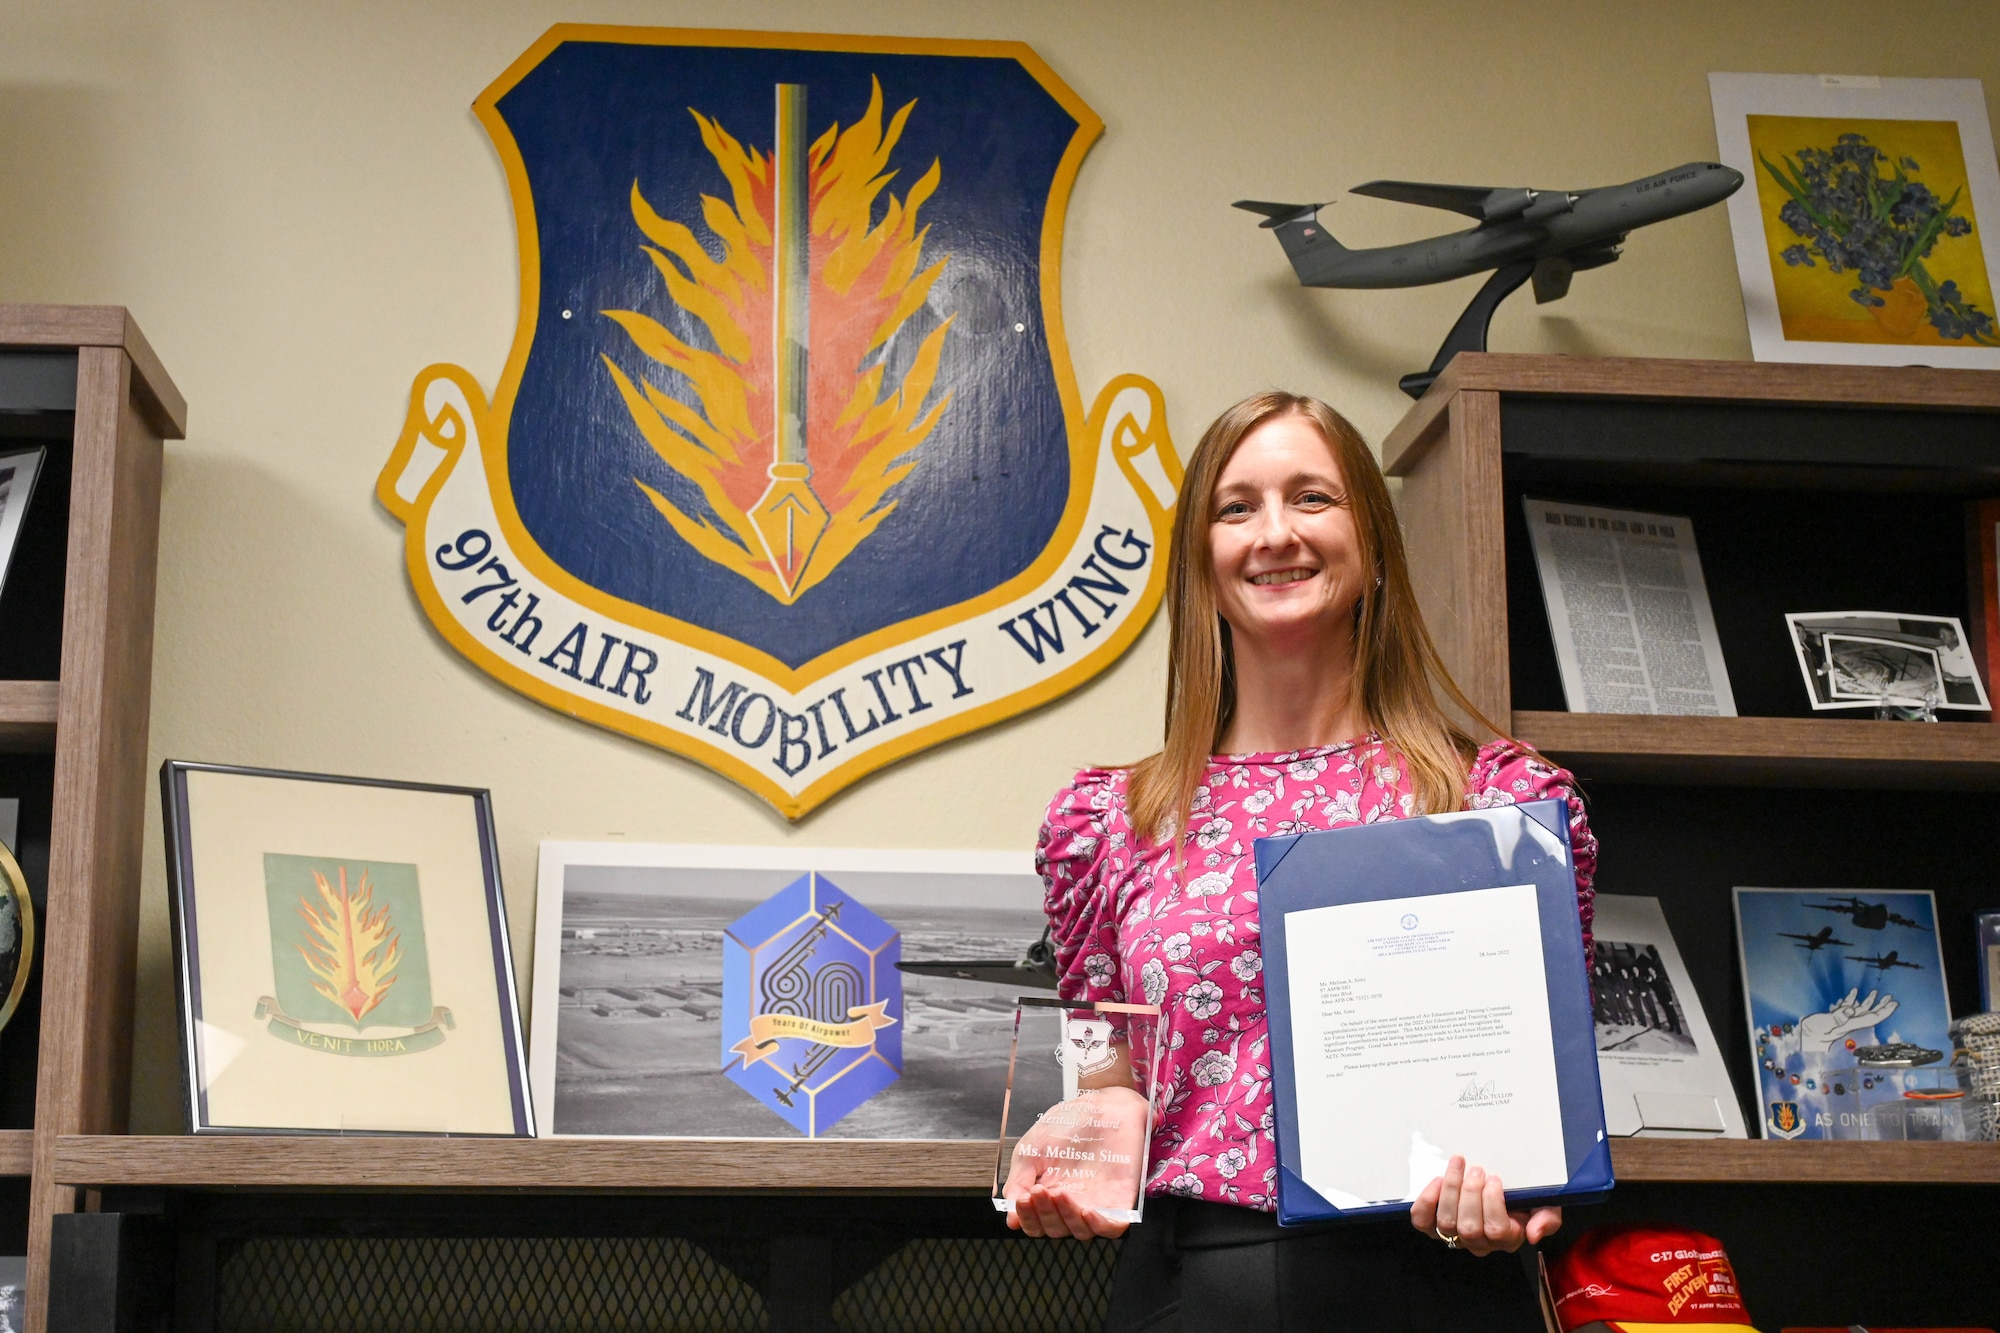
[1433,1226,1460,1249]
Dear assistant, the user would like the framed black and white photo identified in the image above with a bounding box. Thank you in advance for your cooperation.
[162,761,534,1135]
[1785,611,1990,711]
[528,842,1047,1140]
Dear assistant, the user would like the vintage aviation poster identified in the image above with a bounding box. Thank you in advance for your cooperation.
[380,27,1180,816]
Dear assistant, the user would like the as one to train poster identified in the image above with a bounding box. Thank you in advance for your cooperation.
[380,26,1180,816]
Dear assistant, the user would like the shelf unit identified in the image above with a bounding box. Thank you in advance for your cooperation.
[23,350,1998,1328]
[1510,711,2000,788]
[1387,353,1997,1325]
[0,306,181,1333]
[47,1133,2000,1191]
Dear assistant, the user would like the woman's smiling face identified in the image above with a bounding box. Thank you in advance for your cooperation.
[1208,413,1365,651]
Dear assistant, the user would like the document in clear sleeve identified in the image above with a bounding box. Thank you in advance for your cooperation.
[1284,884,1567,1207]
[1523,498,1735,716]
[1589,895,1746,1138]
[1258,800,1611,1225]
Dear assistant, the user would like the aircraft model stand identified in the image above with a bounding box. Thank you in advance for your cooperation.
[1397,258,1535,398]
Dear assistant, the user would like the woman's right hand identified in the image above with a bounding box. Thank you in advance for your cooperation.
[1002,1085,1149,1239]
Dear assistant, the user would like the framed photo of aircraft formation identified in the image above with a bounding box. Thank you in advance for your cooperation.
[1733,887,1953,1142]
[1710,73,2000,368]
[162,761,534,1136]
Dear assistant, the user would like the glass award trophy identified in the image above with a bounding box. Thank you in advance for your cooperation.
[993,997,1163,1224]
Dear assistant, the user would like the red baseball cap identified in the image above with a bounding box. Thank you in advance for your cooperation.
[1545,1225,1759,1333]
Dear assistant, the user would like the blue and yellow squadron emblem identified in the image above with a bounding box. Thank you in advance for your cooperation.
[379,26,1180,817]
[1767,1100,1804,1138]
[722,873,899,1136]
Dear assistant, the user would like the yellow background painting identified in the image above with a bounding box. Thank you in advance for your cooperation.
[1749,115,1994,345]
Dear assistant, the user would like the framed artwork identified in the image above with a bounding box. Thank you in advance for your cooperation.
[1733,887,1951,1141]
[1709,73,2000,367]
[528,842,1047,1140]
[162,761,533,1135]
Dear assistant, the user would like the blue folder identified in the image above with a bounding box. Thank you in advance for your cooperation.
[1256,799,1612,1225]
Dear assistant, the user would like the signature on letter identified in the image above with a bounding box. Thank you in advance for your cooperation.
[1457,1077,1503,1106]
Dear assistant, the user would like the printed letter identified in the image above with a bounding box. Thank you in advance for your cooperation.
[883,655,933,713]
[502,593,543,653]
[923,640,975,698]
[999,602,1067,664]
[772,710,813,776]
[828,687,882,742]
[731,693,778,749]
[610,643,658,704]
[539,623,589,680]
[1092,524,1152,571]
[676,668,748,734]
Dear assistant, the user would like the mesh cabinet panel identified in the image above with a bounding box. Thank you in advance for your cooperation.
[213,1232,1118,1332]
[832,1239,1118,1333]
[216,1236,766,1333]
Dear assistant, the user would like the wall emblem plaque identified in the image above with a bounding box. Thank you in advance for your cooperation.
[380,26,1180,816]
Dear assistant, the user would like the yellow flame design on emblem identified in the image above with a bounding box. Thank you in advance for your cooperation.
[603,77,954,603]
[297,866,402,1025]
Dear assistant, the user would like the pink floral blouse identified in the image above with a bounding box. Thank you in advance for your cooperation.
[1035,735,1597,1212]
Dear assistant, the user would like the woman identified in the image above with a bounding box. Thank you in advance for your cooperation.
[1007,391,1596,1331]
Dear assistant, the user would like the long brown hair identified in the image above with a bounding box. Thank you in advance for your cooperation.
[1126,391,1507,843]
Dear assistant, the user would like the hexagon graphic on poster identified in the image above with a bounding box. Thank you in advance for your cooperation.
[722,872,900,1136]
[378,26,1181,816]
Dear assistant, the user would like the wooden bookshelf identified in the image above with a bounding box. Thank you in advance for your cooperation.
[0,1131,32,1178]
[1513,712,2000,789]
[1382,352,2000,478]
[0,682,59,754]
[0,306,180,1333]
[1388,355,2000,1196]
[1608,1137,2000,1185]
[50,1134,1998,1192]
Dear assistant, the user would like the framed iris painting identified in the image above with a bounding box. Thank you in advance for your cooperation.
[162,761,533,1135]
[1710,73,2000,368]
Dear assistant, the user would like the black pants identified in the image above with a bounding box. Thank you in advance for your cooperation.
[1104,1198,1545,1332]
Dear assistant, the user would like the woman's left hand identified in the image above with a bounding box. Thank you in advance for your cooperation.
[1410,1156,1562,1256]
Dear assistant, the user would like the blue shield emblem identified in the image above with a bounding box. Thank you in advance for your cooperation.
[722,873,900,1135]
[381,27,1180,816]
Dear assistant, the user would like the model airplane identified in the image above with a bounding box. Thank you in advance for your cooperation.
[1807,896,1932,932]
[1845,949,1922,973]
[895,926,1058,990]
[1778,926,1854,952]
[1236,161,1743,397]
[1855,1041,1943,1068]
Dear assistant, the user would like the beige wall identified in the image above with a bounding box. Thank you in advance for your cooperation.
[2,0,1996,1131]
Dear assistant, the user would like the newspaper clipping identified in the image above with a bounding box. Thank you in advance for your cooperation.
[1524,499,1736,716]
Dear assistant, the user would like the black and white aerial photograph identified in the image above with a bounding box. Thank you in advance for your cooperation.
[534,855,1057,1140]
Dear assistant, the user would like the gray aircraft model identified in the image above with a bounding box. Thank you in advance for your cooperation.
[1237,161,1743,397]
